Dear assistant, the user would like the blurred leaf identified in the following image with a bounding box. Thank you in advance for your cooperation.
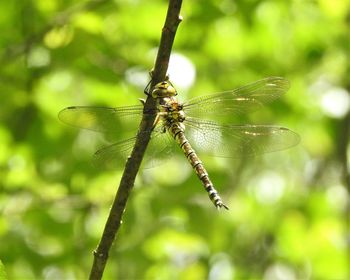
[0,260,7,280]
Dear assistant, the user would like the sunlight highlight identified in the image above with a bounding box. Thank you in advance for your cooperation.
[168,53,196,90]
[321,87,350,118]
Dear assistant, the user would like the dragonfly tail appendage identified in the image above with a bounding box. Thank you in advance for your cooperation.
[207,186,229,210]
[198,167,229,210]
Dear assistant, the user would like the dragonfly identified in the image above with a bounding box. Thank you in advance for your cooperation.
[58,76,300,209]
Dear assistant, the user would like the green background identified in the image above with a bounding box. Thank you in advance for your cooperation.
[0,0,349,279]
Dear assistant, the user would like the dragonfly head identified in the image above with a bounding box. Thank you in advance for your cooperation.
[152,81,177,98]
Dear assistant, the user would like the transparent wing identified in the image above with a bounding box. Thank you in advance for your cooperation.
[92,135,138,169]
[183,77,290,119]
[142,129,177,168]
[58,105,143,134]
[92,129,177,169]
[145,126,181,168]
[184,117,300,158]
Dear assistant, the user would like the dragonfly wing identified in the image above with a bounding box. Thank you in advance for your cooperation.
[183,77,290,119]
[142,128,177,168]
[92,136,137,169]
[92,129,176,170]
[184,117,300,158]
[58,105,144,137]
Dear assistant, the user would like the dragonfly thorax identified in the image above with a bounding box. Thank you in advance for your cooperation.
[159,96,186,122]
[168,109,185,122]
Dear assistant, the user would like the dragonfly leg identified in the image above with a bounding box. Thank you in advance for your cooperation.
[144,78,152,96]
[152,114,162,130]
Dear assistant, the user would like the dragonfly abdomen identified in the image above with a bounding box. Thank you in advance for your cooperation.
[168,123,228,210]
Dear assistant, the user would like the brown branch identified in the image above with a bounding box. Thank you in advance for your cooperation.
[88,1,183,279]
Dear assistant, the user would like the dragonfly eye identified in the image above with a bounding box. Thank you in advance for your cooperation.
[152,81,177,98]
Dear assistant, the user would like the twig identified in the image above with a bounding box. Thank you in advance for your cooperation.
[88,1,183,279]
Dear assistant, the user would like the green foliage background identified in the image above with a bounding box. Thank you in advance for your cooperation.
[0,0,349,279]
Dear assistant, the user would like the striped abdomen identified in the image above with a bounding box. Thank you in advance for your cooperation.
[168,123,229,210]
